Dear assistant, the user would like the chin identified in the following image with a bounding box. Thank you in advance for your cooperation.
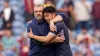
[37,18,42,20]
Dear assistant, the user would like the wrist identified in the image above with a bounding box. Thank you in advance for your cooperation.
[50,20,54,26]
[50,20,54,23]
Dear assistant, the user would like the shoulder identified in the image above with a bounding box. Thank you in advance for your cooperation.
[55,21,68,31]
[55,21,64,28]
[56,13,66,17]
[55,21,64,25]
[56,13,68,19]
[1,36,7,41]
[27,19,36,27]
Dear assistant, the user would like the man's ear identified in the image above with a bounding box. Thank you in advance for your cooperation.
[52,13,56,18]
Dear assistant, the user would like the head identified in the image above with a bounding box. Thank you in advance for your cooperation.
[81,0,86,2]
[43,6,56,23]
[34,4,44,20]
[45,0,53,4]
[4,1,9,8]
[96,0,100,2]
[64,0,70,2]
[82,28,87,34]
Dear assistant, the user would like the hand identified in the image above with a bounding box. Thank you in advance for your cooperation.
[50,21,57,32]
[55,35,65,43]
[27,28,33,38]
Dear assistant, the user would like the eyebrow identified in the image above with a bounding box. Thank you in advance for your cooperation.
[34,10,42,12]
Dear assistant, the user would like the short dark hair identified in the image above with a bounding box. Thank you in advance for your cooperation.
[4,0,9,3]
[34,4,44,8]
[43,6,56,13]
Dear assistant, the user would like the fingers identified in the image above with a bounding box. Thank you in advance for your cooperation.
[30,28,32,31]
[30,28,32,32]
[60,36,65,40]
[56,34,60,37]
[49,21,57,32]
[27,28,33,38]
[50,27,56,32]
[30,28,33,35]
[53,26,57,31]
[56,36,64,42]
[50,25,57,32]
[59,37,64,42]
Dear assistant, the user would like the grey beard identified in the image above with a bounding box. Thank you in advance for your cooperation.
[37,17,41,20]
[35,16,42,19]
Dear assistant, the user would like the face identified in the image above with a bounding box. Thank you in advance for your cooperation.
[96,0,100,2]
[81,0,86,2]
[34,6,44,20]
[4,2,9,8]
[44,13,54,23]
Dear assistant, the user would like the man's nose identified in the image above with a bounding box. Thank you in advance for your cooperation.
[37,11,40,14]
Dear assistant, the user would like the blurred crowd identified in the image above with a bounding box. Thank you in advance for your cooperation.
[0,0,100,56]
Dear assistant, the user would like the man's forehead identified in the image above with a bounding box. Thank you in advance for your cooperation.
[44,13,49,15]
[34,7,44,10]
[44,13,52,15]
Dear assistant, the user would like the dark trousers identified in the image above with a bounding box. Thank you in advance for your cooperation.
[93,19,100,30]
[75,21,91,31]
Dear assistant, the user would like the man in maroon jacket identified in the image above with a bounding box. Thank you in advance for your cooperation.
[92,0,100,30]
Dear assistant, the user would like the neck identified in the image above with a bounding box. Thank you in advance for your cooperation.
[5,7,9,8]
